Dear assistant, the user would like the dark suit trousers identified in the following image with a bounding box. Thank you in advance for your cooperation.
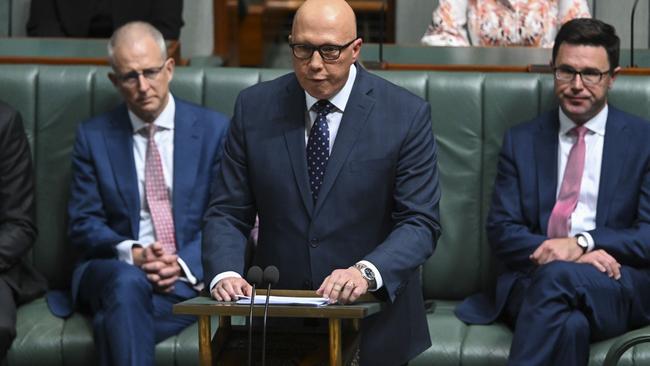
[77,259,196,366]
[0,278,16,361]
[504,261,650,366]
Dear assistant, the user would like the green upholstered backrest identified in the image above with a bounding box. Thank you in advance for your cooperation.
[1,65,649,299]
[0,65,266,289]
[420,72,650,300]
[0,0,9,37]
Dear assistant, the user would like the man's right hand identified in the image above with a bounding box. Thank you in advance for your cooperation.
[211,277,252,302]
[132,243,181,292]
[530,237,583,265]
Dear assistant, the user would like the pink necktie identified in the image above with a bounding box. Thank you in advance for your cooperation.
[547,125,588,238]
[145,124,177,254]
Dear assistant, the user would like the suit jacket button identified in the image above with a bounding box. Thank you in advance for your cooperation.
[309,238,318,248]
[303,280,312,289]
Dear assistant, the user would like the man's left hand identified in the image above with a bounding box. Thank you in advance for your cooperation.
[316,268,368,304]
[530,237,583,265]
[141,253,181,293]
[576,249,622,280]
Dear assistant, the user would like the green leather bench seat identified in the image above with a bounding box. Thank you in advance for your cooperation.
[2,65,650,365]
[412,301,650,366]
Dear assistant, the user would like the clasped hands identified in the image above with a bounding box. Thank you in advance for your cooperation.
[132,242,181,293]
[212,267,369,304]
[530,237,621,280]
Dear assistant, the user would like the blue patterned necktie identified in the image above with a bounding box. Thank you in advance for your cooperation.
[307,100,335,202]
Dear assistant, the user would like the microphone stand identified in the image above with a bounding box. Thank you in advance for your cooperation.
[630,0,641,68]
[379,0,385,66]
[261,266,279,366]
[245,266,262,366]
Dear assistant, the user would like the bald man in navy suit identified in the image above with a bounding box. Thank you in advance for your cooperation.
[48,22,229,366]
[202,1,441,364]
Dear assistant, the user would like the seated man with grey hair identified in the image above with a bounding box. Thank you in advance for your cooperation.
[47,21,229,366]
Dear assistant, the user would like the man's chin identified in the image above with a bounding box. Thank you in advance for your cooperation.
[305,87,332,100]
[132,107,160,123]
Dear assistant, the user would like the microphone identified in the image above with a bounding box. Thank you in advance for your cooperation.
[630,0,641,67]
[261,265,279,366]
[245,266,263,366]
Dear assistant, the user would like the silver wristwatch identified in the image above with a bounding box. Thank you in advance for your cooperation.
[576,234,589,253]
[353,263,377,290]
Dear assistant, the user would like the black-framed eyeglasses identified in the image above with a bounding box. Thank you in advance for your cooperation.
[113,61,168,87]
[553,66,611,85]
[289,37,359,61]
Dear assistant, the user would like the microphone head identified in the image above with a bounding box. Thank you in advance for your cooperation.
[262,265,280,286]
[246,266,263,286]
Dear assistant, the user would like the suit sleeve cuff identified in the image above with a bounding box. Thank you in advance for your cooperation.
[580,231,595,252]
[358,260,383,291]
[116,240,140,264]
[209,271,242,291]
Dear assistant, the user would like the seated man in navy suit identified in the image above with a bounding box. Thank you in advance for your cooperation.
[0,102,47,361]
[202,0,441,364]
[456,18,650,365]
[60,21,229,366]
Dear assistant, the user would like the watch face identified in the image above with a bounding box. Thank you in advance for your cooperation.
[577,236,588,248]
[363,268,375,280]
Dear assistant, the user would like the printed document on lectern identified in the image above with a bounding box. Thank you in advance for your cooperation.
[236,295,329,306]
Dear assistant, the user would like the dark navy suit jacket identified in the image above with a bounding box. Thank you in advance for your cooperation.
[457,106,650,324]
[48,98,229,317]
[202,67,441,365]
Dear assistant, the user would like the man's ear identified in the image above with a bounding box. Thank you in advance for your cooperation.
[351,37,363,62]
[166,58,175,81]
[608,66,621,88]
[108,72,118,87]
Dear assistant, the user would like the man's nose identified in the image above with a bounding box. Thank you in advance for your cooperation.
[570,73,584,89]
[137,74,151,91]
[308,50,324,70]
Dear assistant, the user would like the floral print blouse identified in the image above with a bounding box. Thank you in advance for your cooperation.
[421,0,591,47]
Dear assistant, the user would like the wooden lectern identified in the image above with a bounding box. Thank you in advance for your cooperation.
[173,290,382,366]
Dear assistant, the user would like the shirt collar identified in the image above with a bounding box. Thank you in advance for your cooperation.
[304,63,357,113]
[129,94,176,134]
[558,104,607,137]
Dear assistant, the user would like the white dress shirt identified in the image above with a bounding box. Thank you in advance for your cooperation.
[211,64,384,292]
[556,106,607,252]
[114,95,198,286]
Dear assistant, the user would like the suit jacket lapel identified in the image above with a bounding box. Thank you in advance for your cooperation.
[314,69,374,216]
[282,81,314,216]
[104,106,139,237]
[535,113,559,234]
[172,101,202,244]
[596,108,629,225]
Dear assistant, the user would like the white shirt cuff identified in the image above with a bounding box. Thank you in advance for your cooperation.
[357,260,383,291]
[209,271,242,292]
[116,240,142,264]
[177,257,197,285]
[580,231,596,252]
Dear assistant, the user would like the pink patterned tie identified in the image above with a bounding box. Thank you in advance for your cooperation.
[547,125,588,238]
[145,124,177,254]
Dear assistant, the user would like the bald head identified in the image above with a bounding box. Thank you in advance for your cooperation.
[107,21,174,123]
[289,0,362,100]
[292,0,357,41]
[108,21,167,67]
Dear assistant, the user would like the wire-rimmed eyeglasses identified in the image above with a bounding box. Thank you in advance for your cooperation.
[113,61,168,87]
[553,66,611,85]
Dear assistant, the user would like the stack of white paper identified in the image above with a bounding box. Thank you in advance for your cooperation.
[236,295,329,307]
